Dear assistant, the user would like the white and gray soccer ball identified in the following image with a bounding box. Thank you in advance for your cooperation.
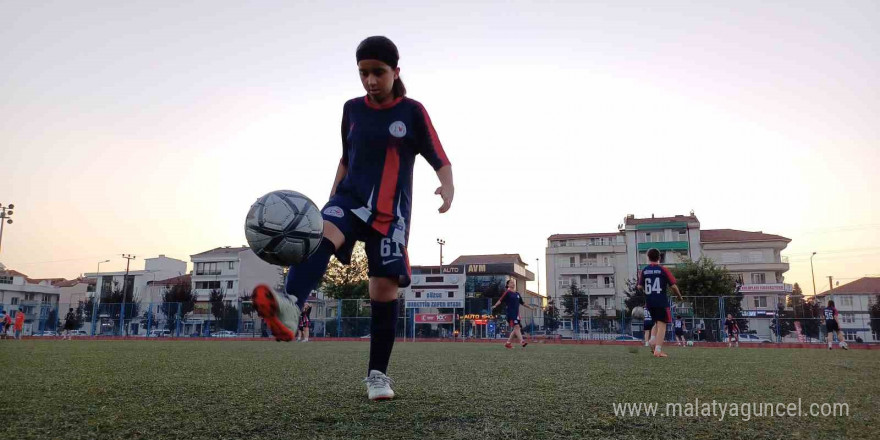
[245,190,324,266]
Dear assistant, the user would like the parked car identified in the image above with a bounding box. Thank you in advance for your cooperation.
[35,331,58,337]
[614,335,641,341]
[738,333,772,343]
[148,330,171,338]
[211,331,238,338]
[70,330,89,336]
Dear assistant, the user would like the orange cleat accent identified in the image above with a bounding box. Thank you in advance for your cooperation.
[252,284,294,342]
[504,342,513,349]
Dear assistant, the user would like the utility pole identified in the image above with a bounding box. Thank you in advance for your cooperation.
[827,276,833,292]
[810,252,818,298]
[120,254,136,336]
[536,258,540,296]
[0,203,15,254]
[436,238,445,266]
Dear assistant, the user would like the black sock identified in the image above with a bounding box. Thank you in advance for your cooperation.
[368,299,398,375]
[285,238,334,309]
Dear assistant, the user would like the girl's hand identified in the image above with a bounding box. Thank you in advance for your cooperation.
[435,184,454,213]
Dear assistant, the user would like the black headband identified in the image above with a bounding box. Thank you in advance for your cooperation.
[356,36,399,69]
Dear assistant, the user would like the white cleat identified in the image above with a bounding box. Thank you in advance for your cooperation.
[364,370,395,401]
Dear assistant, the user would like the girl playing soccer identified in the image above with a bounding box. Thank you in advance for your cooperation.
[725,314,740,348]
[492,279,536,349]
[252,36,454,401]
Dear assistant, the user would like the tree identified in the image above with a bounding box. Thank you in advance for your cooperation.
[622,277,645,318]
[870,295,880,340]
[672,257,746,336]
[160,280,196,332]
[770,301,794,340]
[98,281,141,335]
[210,289,239,332]
[561,284,588,333]
[793,297,822,340]
[786,283,805,308]
[543,303,561,333]
[321,243,371,326]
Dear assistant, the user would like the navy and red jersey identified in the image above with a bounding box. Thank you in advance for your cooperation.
[638,263,677,308]
[725,319,739,332]
[336,96,450,245]
[643,308,653,324]
[498,289,525,320]
[823,306,837,324]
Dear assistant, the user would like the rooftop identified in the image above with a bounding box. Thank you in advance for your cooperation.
[191,246,250,258]
[624,214,699,225]
[450,254,528,266]
[548,232,620,241]
[701,229,790,243]
[817,277,880,297]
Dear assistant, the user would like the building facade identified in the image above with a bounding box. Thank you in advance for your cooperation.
[546,214,791,337]
[0,263,62,335]
[817,277,880,343]
[83,255,187,305]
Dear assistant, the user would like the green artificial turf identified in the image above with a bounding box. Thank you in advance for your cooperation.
[2,340,877,439]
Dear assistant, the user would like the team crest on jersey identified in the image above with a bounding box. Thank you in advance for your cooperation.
[323,206,344,218]
[389,121,407,138]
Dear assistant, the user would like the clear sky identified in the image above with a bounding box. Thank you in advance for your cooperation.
[1,1,877,296]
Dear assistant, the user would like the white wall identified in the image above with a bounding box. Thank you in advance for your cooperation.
[238,249,283,298]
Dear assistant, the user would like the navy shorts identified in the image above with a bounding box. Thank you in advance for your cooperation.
[321,194,411,288]
[644,320,654,331]
[826,321,839,333]
[648,307,671,324]
[674,328,684,337]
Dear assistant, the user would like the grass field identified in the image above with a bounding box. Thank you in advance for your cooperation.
[2,340,878,440]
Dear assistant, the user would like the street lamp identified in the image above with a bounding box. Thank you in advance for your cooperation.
[810,252,818,298]
[0,203,15,254]
[95,260,110,297]
[436,238,446,266]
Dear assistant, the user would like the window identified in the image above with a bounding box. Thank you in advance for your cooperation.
[448,291,455,298]
[748,252,764,263]
[0,276,12,284]
[841,313,855,324]
[722,253,740,263]
[841,297,853,307]
[42,294,54,303]
[24,293,34,301]
[229,261,235,270]
[227,281,234,289]
[415,292,422,298]
[843,330,857,341]
[11,297,18,305]
[730,273,744,284]
[751,273,766,284]
[561,320,572,330]
[753,296,767,308]
[677,230,687,241]
[244,321,254,332]
[195,281,221,290]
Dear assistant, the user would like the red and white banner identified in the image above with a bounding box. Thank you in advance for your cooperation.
[415,314,455,323]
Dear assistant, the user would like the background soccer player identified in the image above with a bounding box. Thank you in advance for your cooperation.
[725,314,740,348]
[642,307,654,349]
[296,303,312,342]
[636,248,683,357]
[493,279,535,349]
[673,315,687,347]
[824,300,849,350]
[252,36,453,401]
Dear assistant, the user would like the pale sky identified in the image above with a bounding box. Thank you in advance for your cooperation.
[1,1,878,296]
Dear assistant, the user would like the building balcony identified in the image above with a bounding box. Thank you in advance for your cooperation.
[547,244,626,255]
[556,283,616,296]
[721,262,790,272]
[636,241,689,251]
[557,263,616,275]
[194,271,223,276]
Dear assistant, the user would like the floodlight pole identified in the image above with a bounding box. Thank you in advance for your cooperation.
[0,203,15,254]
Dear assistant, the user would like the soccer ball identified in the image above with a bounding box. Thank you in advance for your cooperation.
[245,190,324,266]
[687,341,694,347]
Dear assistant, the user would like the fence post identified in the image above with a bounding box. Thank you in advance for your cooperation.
[147,302,153,336]
[574,297,579,339]
[336,298,342,338]
[237,298,243,335]
[91,296,99,336]
[176,302,182,337]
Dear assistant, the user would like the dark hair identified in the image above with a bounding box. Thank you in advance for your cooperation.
[506,279,514,288]
[392,77,406,98]
[828,300,835,307]
[647,248,661,262]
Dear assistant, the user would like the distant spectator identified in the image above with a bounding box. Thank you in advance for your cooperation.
[62,308,77,340]
[14,310,25,340]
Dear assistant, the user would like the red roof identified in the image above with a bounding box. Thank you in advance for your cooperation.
[817,277,880,296]
[625,215,698,225]
[0,269,29,278]
[548,232,620,241]
[151,274,192,286]
[701,229,790,243]
[191,246,249,257]
[450,254,527,266]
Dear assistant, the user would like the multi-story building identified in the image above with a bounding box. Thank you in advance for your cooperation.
[546,214,791,337]
[0,263,62,334]
[83,255,187,305]
[817,277,879,343]
[189,246,279,317]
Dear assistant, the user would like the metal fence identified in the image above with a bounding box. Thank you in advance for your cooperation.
[2,295,877,344]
